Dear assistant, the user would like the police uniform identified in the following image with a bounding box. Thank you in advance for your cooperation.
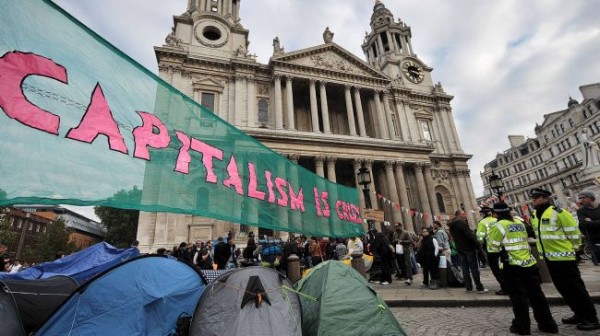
[476,207,506,294]
[530,188,599,330]
[488,203,557,334]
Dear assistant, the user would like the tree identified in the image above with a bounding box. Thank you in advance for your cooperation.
[0,208,18,248]
[94,205,139,248]
[34,217,77,262]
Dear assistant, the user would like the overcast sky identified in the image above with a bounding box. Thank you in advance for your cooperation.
[53,0,600,220]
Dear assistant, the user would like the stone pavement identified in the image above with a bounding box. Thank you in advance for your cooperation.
[373,262,600,307]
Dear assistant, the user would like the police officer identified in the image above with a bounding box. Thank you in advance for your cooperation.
[476,206,507,295]
[530,188,600,331]
[488,202,557,335]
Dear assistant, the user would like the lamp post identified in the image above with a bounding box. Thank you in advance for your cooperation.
[357,167,376,242]
[488,171,505,201]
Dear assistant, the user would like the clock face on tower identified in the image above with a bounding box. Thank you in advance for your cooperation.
[401,60,424,84]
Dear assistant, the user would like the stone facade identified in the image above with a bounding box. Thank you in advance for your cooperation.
[136,0,478,253]
[481,83,600,216]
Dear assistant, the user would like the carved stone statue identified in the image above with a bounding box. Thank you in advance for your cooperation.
[580,129,600,169]
[323,27,334,43]
[165,27,182,47]
[272,37,284,55]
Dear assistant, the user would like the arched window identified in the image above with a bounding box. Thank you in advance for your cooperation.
[435,192,446,214]
[258,99,269,127]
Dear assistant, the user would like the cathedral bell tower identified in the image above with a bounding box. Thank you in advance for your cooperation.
[362,1,429,87]
[166,0,253,61]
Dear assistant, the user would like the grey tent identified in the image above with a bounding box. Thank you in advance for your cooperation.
[0,275,78,335]
[190,266,302,336]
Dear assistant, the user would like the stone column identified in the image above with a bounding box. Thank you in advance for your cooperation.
[364,160,379,211]
[353,159,366,211]
[440,106,458,151]
[374,90,389,139]
[423,163,440,216]
[377,35,385,56]
[319,81,331,134]
[433,110,449,152]
[394,96,411,142]
[274,74,283,130]
[309,79,320,133]
[326,157,337,183]
[354,87,367,137]
[344,85,357,136]
[384,161,402,223]
[227,77,235,124]
[234,74,244,126]
[285,76,295,130]
[315,156,325,177]
[404,103,420,142]
[451,171,465,215]
[415,162,433,226]
[457,170,475,225]
[394,161,413,231]
[246,76,255,127]
[383,91,397,140]
[446,107,464,152]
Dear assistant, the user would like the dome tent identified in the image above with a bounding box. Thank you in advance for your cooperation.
[0,275,78,335]
[35,255,205,335]
[190,266,302,336]
[295,260,406,336]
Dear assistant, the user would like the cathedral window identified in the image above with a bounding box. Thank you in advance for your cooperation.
[258,99,269,127]
[435,192,446,213]
[381,33,390,52]
[419,120,432,141]
[200,92,216,112]
[391,114,400,137]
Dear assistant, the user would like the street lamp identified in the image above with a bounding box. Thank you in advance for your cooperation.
[357,167,376,242]
[488,171,505,199]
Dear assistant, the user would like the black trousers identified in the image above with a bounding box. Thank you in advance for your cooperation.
[504,265,556,332]
[486,251,506,291]
[547,260,599,323]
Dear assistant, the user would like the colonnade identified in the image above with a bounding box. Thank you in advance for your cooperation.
[287,154,454,231]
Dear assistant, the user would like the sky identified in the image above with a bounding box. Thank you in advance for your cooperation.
[52,0,600,221]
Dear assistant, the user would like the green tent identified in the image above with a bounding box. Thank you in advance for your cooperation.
[295,261,406,336]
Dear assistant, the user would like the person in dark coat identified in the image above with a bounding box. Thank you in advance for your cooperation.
[418,227,441,289]
[448,210,488,293]
[213,236,231,270]
[372,232,394,285]
[175,242,192,263]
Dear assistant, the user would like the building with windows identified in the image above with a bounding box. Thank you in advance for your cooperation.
[136,0,479,252]
[480,83,600,215]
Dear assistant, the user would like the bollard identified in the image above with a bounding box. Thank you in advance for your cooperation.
[529,240,552,283]
[351,252,367,279]
[287,254,301,283]
[438,256,448,287]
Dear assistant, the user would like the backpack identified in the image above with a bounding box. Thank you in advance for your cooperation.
[447,264,464,287]
[259,239,282,265]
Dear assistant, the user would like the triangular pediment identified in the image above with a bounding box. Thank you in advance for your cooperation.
[271,43,387,79]
[539,110,566,128]
[193,77,225,89]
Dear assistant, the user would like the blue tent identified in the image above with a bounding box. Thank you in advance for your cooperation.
[0,242,139,283]
[35,255,206,336]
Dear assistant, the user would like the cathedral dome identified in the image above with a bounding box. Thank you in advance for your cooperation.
[567,96,579,107]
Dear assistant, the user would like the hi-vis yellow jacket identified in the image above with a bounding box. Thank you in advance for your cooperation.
[532,206,581,261]
[476,216,497,252]
[488,219,536,267]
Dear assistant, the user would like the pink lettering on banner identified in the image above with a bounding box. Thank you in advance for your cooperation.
[335,200,362,224]
[174,131,224,183]
[314,188,330,218]
[289,184,305,212]
[274,177,289,207]
[66,84,128,153]
[0,51,65,134]
[190,138,223,184]
[321,191,330,218]
[223,155,243,195]
[265,170,276,203]
[174,131,192,173]
[132,111,170,160]
[314,188,323,217]
[247,163,266,200]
